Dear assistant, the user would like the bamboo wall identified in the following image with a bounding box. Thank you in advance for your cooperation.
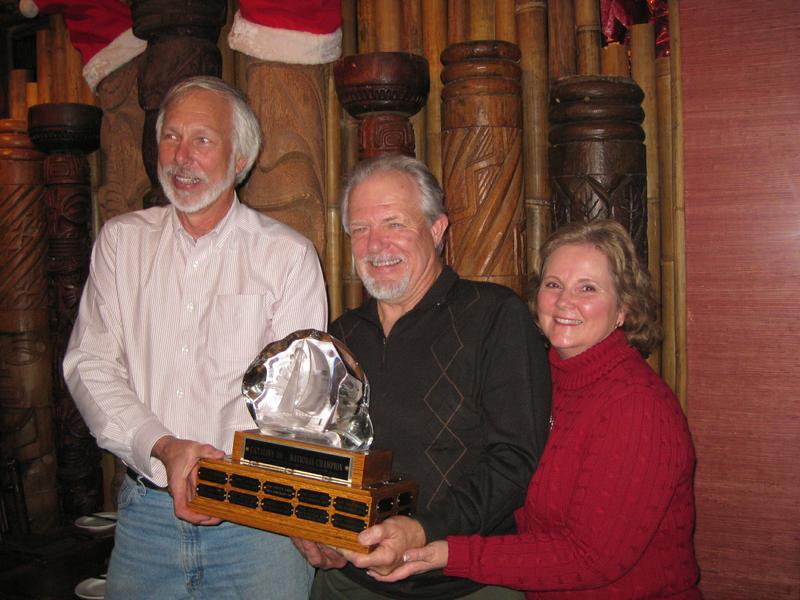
[5,0,688,505]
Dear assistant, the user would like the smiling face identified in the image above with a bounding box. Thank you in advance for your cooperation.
[157,90,245,215]
[537,243,625,359]
[348,170,448,313]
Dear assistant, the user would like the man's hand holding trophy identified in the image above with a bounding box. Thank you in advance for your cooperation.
[188,329,417,553]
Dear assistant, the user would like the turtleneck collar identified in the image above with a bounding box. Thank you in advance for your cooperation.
[548,329,640,391]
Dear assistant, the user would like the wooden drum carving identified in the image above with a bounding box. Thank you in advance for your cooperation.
[549,75,648,261]
[334,52,430,160]
[131,0,227,208]
[0,119,59,533]
[28,103,103,521]
[441,41,527,296]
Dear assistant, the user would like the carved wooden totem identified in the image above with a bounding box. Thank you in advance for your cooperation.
[28,103,103,521]
[238,59,328,259]
[96,56,151,222]
[0,119,59,533]
[549,76,648,260]
[334,52,429,159]
[441,41,527,296]
[131,0,227,207]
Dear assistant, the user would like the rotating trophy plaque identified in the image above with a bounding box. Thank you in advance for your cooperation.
[188,330,417,552]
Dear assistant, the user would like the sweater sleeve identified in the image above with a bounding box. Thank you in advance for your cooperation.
[415,294,552,542]
[444,382,690,591]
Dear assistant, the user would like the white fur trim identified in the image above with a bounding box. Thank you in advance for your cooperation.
[19,0,39,18]
[228,10,341,65]
[82,28,147,91]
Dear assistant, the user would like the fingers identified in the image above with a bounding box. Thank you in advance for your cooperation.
[291,537,347,569]
[367,561,430,583]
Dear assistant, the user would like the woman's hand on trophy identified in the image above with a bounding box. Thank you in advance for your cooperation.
[340,515,426,576]
[368,540,449,582]
[151,435,225,525]
[291,537,347,569]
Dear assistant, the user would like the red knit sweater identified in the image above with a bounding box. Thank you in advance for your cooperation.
[445,330,701,599]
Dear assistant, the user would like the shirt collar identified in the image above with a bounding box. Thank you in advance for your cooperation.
[170,194,241,248]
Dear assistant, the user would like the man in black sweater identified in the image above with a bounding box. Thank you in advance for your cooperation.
[294,155,551,599]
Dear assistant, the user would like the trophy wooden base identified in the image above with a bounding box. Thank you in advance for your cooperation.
[188,431,418,553]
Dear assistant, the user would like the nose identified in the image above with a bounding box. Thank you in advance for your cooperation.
[554,288,574,308]
[174,138,193,167]
[366,228,384,253]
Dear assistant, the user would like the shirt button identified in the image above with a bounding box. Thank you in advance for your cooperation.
[187,302,194,312]
[176,389,185,397]
[181,345,189,354]
[192,260,199,270]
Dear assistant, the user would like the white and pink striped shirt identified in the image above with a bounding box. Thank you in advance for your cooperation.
[64,198,327,487]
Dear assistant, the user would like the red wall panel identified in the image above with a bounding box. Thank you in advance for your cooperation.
[682,2,800,598]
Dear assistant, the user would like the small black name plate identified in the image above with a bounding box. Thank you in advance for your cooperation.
[242,436,353,482]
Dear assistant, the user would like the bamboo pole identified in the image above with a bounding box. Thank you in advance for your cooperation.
[668,0,687,411]
[375,0,402,51]
[495,0,517,43]
[655,55,675,393]
[448,0,470,45]
[342,0,363,310]
[9,70,31,121]
[631,22,661,373]
[358,0,378,52]
[422,0,447,183]
[50,15,68,102]
[469,0,494,40]
[574,0,601,75]
[36,29,53,105]
[548,0,576,80]
[325,67,344,320]
[402,0,426,163]
[220,0,236,86]
[601,42,629,77]
[516,0,550,280]
[65,34,84,103]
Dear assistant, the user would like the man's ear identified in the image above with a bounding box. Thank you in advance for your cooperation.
[235,154,248,177]
[430,214,449,247]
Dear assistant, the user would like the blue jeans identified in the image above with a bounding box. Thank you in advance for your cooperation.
[106,476,314,599]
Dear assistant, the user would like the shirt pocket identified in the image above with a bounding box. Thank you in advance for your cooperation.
[207,294,272,394]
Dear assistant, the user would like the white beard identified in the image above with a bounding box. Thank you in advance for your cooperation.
[158,158,236,214]
[358,255,410,301]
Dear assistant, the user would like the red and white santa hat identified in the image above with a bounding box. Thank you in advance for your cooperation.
[228,0,342,64]
[19,0,146,91]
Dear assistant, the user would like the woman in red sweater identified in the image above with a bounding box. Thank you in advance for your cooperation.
[370,220,701,599]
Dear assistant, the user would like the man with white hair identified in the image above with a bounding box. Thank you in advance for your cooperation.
[64,76,326,599]
[294,155,551,599]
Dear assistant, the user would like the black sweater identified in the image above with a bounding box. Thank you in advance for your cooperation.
[330,267,552,599]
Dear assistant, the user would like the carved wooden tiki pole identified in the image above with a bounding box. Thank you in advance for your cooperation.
[334,52,430,160]
[0,119,59,533]
[96,57,151,221]
[28,103,103,521]
[131,0,227,208]
[237,60,328,259]
[549,75,648,260]
[441,41,527,296]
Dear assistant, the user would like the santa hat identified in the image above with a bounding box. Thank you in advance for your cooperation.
[19,0,146,91]
[228,0,342,65]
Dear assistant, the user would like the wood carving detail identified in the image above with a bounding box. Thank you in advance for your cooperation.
[28,104,103,522]
[97,57,149,221]
[549,75,648,261]
[0,120,58,534]
[441,41,526,295]
[240,61,327,259]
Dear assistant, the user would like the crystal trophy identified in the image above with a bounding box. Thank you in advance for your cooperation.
[188,330,417,552]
